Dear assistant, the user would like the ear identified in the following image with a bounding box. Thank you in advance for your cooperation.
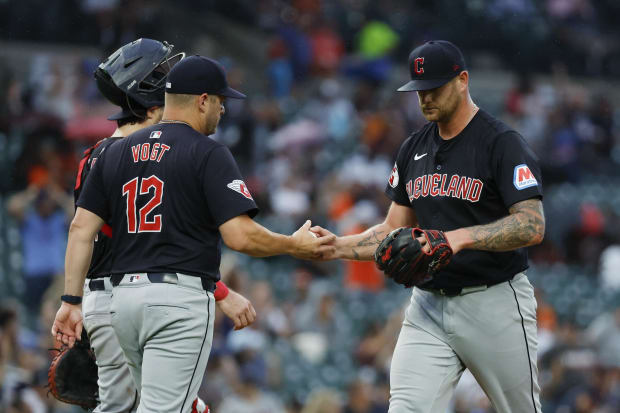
[457,71,469,92]
[198,93,209,113]
[145,106,163,121]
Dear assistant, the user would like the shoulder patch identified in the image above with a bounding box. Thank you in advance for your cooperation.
[513,164,538,190]
[227,180,253,200]
[388,163,399,188]
[149,131,162,139]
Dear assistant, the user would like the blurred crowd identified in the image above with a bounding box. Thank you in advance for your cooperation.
[1,1,620,412]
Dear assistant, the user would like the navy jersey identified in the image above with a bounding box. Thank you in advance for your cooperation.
[385,109,543,289]
[77,122,258,281]
[74,138,120,279]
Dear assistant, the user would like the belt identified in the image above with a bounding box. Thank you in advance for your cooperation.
[419,285,489,297]
[88,279,106,291]
[110,272,215,292]
[420,272,523,297]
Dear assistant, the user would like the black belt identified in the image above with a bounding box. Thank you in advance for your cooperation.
[418,285,481,297]
[88,279,107,291]
[110,272,215,292]
[419,279,507,297]
[419,272,522,297]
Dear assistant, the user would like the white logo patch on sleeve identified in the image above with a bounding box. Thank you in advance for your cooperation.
[227,179,254,200]
[513,164,538,190]
[388,163,399,188]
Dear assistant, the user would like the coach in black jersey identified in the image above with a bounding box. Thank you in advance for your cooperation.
[313,40,545,412]
[52,55,334,412]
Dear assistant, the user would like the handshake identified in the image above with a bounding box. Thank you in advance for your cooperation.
[291,221,453,288]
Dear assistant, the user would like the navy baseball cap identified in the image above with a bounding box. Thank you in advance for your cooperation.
[397,40,467,92]
[165,55,246,99]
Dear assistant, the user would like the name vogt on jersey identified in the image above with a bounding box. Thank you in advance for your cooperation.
[130,131,170,163]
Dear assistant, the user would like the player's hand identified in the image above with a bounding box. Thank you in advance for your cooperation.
[310,225,341,260]
[416,234,430,252]
[216,290,256,330]
[51,302,83,348]
[443,229,466,254]
[291,220,336,260]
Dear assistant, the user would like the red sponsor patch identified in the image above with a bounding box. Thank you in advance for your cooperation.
[513,164,538,190]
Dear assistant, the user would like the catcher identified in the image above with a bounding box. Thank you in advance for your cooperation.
[311,40,544,412]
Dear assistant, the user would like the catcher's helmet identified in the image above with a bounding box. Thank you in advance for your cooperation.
[95,38,184,118]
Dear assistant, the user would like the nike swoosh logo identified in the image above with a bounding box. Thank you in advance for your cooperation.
[414,153,427,161]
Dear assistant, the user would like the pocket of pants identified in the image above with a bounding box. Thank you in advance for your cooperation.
[146,304,190,311]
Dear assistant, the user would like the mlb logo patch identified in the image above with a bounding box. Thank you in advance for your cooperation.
[513,164,538,190]
[388,163,399,188]
[149,131,162,139]
[129,275,141,282]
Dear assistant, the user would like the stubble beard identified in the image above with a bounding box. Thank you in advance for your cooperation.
[425,93,460,124]
[204,113,220,135]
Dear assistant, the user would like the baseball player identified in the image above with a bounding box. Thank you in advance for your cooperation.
[52,55,334,412]
[312,40,545,412]
[73,39,255,413]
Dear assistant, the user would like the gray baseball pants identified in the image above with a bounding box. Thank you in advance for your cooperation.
[110,273,215,413]
[389,272,542,413]
[83,277,139,413]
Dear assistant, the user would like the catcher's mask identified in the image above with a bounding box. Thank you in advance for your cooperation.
[94,38,184,118]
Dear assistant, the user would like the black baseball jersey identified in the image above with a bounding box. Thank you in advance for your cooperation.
[77,122,259,281]
[385,109,543,289]
[74,138,120,279]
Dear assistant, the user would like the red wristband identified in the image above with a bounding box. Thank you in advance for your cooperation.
[214,281,229,301]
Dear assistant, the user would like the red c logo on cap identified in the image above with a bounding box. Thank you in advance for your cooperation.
[414,57,424,75]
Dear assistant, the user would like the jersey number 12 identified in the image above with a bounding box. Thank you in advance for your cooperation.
[122,175,164,233]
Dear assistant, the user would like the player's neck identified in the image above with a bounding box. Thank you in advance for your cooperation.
[112,123,148,138]
[437,99,478,140]
[161,108,202,133]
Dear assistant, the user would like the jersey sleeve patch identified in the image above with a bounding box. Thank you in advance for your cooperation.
[513,164,538,190]
[227,180,254,200]
[388,163,399,188]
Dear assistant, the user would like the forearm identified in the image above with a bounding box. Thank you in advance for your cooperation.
[64,227,96,296]
[336,222,396,261]
[65,207,103,296]
[233,223,295,257]
[447,199,545,252]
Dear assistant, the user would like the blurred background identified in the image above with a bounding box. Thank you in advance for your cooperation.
[1,0,620,412]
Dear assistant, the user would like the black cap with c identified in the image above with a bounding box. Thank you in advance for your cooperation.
[165,55,246,99]
[397,40,467,92]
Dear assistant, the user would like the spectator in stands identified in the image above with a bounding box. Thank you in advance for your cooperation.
[343,378,384,413]
[250,281,291,337]
[6,179,72,313]
[301,388,342,413]
[218,352,286,413]
[585,307,620,368]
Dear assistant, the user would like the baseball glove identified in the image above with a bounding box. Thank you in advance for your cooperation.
[374,227,453,288]
[48,330,99,409]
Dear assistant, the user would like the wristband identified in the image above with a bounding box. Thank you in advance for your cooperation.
[61,295,82,305]
[214,281,229,301]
